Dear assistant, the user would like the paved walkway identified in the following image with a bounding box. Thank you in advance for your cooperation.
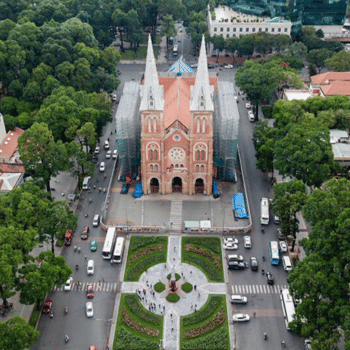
[122,236,226,350]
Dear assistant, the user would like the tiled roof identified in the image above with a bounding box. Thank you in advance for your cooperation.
[0,128,24,160]
[0,163,25,174]
[0,164,24,192]
[310,72,350,85]
[321,81,350,96]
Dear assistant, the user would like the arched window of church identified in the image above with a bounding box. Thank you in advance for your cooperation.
[150,164,153,172]
[196,165,199,172]
[200,165,205,172]
[153,118,157,132]
[197,119,200,133]
[148,118,152,132]
[202,118,206,133]
[175,164,179,168]
[180,164,184,168]
[155,164,158,172]
[154,150,158,160]
[170,164,174,168]
[201,150,205,160]
[196,150,200,160]
[149,149,153,160]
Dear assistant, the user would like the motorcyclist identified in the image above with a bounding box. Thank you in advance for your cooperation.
[65,306,68,314]
[264,333,267,340]
[65,335,69,342]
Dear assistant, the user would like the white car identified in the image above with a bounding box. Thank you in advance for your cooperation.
[112,94,117,101]
[106,150,112,159]
[112,149,118,159]
[64,277,73,291]
[99,162,105,172]
[104,140,110,150]
[178,38,181,42]
[280,241,288,253]
[245,102,251,109]
[191,63,198,68]
[86,302,94,317]
[224,64,234,69]
[232,313,250,322]
[94,146,100,155]
[248,111,254,122]
[223,237,238,245]
[223,243,238,250]
[243,236,251,249]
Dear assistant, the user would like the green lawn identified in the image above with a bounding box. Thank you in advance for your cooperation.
[124,236,168,281]
[119,46,159,60]
[114,294,163,350]
[180,295,230,350]
[182,237,224,282]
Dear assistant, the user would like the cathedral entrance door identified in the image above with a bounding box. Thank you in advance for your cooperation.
[195,178,204,194]
[150,178,159,193]
[172,177,182,193]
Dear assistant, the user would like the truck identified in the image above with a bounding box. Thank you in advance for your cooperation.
[64,229,73,246]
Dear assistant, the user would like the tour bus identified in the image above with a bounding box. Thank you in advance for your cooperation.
[112,237,125,263]
[102,227,117,260]
[173,45,178,56]
[260,197,269,225]
[280,288,295,330]
[269,241,280,265]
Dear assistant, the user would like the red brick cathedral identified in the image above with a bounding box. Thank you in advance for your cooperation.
[140,36,218,195]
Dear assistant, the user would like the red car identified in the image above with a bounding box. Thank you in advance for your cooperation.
[87,283,94,298]
[81,226,89,240]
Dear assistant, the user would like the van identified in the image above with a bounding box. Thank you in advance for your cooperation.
[87,260,94,275]
[282,256,292,272]
[82,176,91,190]
[230,295,248,304]
[228,254,244,262]
[92,215,100,227]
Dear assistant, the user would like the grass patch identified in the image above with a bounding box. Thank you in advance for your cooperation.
[154,282,165,293]
[180,295,229,350]
[28,307,42,328]
[129,236,167,253]
[167,273,181,281]
[114,293,163,350]
[182,237,221,254]
[119,46,159,60]
[182,282,193,293]
[125,254,166,281]
[166,294,180,303]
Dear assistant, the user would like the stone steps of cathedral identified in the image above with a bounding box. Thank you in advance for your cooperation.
[169,200,183,232]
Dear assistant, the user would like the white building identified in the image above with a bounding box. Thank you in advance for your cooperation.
[207,5,292,56]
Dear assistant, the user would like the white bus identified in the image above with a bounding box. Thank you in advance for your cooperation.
[112,237,125,263]
[173,45,178,56]
[261,197,269,225]
[280,288,296,330]
[102,227,116,259]
[269,241,280,265]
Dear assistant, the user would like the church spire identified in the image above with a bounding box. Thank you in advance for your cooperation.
[190,35,213,111]
[140,34,164,111]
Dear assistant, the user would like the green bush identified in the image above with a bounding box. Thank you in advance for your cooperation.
[114,326,160,350]
[154,282,165,293]
[129,236,167,252]
[166,293,180,303]
[181,327,229,350]
[167,273,181,281]
[262,106,273,118]
[182,237,221,254]
[182,282,193,293]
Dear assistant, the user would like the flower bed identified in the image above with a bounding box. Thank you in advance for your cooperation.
[184,244,222,270]
[129,236,167,252]
[122,307,159,337]
[125,294,161,325]
[167,273,181,281]
[181,327,229,350]
[129,244,165,265]
[166,293,180,303]
[182,237,221,254]
[182,282,193,293]
[114,327,160,350]
[154,282,165,293]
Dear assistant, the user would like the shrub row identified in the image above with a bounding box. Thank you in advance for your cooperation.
[181,327,229,350]
[129,244,165,265]
[184,244,222,270]
[182,237,221,254]
[129,236,167,252]
[183,253,223,282]
[124,294,161,325]
[182,296,222,326]
[125,253,166,281]
[167,273,181,281]
[121,307,159,337]
[184,305,225,339]
[114,326,160,350]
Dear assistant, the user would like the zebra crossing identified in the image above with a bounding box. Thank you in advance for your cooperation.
[52,282,118,292]
[231,284,288,295]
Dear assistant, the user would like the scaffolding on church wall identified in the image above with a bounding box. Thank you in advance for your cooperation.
[115,81,141,179]
[213,81,239,181]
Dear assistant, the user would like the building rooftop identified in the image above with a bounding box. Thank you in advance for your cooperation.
[330,129,349,143]
[332,143,350,160]
[321,81,350,96]
[0,127,24,162]
[0,163,25,193]
[310,72,350,85]
[284,90,313,101]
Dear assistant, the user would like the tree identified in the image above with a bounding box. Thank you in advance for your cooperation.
[274,122,335,188]
[211,34,225,62]
[126,9,143,49]
[307,48,334,73]
[161,14,176,50]
[315,28,324,38]
[186,11,208,55]
[0,316,40,350]
[288,42,307,58]
[236,34,255,58]
[112,9,128,49]
[272,180,307,251]
[18,122,68,194]
[224,36,238,55]
[272,99,305,129]
[325,50,350,72]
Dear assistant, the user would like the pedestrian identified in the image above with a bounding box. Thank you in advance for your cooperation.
[194,285,197,290]
[150,284,152,289]
[85,255,87,260]
[174,246,176,252]
[195,304,197,308]
[181,272,183,277]
[170,314,173,318]
[149,305,151,310]
[102,277,104,283]
[163,306,165,311]
[171,328,174,332]
[154,304,156,309]
[111,259,113,265]
[153,291,155,297]
[198,292,200,298]
[99,280,101,285]
[138,295,141,300]
[190,271,192,276]
[143,289,146,295]
[164,264,166,268]
[142,297,144,301]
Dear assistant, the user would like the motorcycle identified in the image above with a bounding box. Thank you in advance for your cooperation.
[264,333,267,340]
[65,335,69,343]
[64,307,68,315]
[261,269,265,275]
[76,264,79,271]
[85,212,88,218]
[262,256,266,262]
[74,246,77,252]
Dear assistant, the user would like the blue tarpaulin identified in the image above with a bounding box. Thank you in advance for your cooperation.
[232,193,248,220]
[213,180,220,198]
[133,182,143,198]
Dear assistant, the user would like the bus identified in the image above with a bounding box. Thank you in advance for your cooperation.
[112,237,125,263]
[261,197,269,225]
[102,227,116,259]
[269,241,280,265]
[173,45,178,56]
[280,288,295,330]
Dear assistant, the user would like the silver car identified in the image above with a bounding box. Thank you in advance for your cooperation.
[232,313,250,322]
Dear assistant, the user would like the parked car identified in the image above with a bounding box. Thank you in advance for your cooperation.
[112,150,118,159]
[232,313,250,322]
[208,64,215,69]
[228,254,244,262]
[99,162,105,172]
[90,239,98,251]
[228,261,245,270]
[120,183,131,194]
[279,241,288,253]
[266,272,274,285]
[64,277,73,291]
[245,102,251,109]
[243,236,251,248]
[94,146,100,155]
[81,226,89,240]
[224,64,234,69]
[274,215,280,224]
[112,94,117,101]
[277,228,285,240]
[223,237,238,245]
[305,339,312,350]
[191,63,198,68]
[250,257,258,271]
[86,302,94,317]
[248,110,254,122]
[223,243,238,250]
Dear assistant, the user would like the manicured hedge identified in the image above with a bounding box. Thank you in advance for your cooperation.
[114,327,160,350]
[129,236,167,252]
[182,237,221,254]
[154,282,165,293]
[182,282,193,293]
[166,294,180,303]
[167,273,181,281]
[181,327,229,350]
